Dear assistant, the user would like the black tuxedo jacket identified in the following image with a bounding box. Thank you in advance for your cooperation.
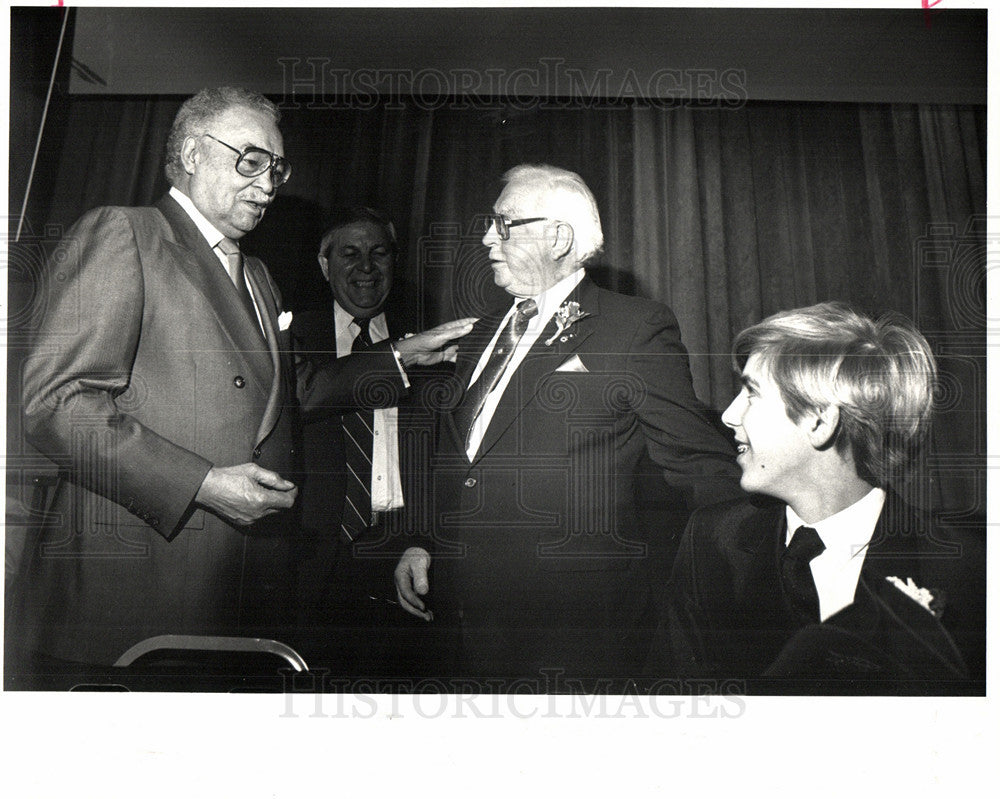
[426,276,742,682]
[666,494,985,694]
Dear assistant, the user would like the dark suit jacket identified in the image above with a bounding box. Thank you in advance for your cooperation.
[427,276,742,682]
[291,306,445,675]
[666,494,985,694]
[292,308,434,580]
[13,194,376,668]
[291,307,418,536]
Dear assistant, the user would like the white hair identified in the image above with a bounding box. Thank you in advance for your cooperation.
[502,164,604,264]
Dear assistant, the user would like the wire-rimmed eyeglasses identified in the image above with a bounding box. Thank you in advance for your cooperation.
[202,133,291,187]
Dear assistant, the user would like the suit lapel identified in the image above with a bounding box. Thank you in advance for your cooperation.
[779,494,968,677]
[156,195,272,393]
[738,503,791,625]
[442,314,506,453]
[469,277,599,464]
[245,257,282,446]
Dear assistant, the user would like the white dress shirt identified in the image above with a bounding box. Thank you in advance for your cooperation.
[169,186,264,335]
[785,487,886,622]
[465,268,586,461]
[333,301,404,512]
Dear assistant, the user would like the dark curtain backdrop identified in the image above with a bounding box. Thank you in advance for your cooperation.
[17,96,986,518]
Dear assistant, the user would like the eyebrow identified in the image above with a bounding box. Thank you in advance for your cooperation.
[739,373,759,392]
[240,141,280,155]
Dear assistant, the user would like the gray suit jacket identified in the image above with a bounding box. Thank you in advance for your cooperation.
[16,194,298,665]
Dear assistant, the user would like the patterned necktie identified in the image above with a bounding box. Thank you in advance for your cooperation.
[780,526,826,624]
[216,237,260,335]
[453,298,538,449]
[340,317,375,542]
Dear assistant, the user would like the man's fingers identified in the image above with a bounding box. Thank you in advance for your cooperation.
[260,485,298,509]
[395,318,476,366]
[394,549,433,621]
[436,318,475,340]
[394,575,431,620]
[196,463,298,525]
[423,318,476,346]
[250,465,297,491]
[437,317,477,332]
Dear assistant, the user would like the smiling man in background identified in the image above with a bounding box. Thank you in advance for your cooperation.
[292,208,433,675]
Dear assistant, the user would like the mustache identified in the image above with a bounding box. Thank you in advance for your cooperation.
[239,192,273,205]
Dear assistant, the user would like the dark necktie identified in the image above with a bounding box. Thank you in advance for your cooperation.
[340,317,375,542]
[453,298,538,449]
[217,237,261,336]
[780,525,826,624]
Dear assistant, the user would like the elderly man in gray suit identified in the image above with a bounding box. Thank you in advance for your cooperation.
[10,87,469,685]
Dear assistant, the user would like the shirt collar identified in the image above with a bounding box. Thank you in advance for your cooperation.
[506,268,586,333]
[169,186,228,250]
[333,300,388,344]
[786,486,886,560]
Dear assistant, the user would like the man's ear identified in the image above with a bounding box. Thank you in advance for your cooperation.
[806,405,840,449]
[317,252,329,282]
[180,136,200,175]
[550,222,574,261]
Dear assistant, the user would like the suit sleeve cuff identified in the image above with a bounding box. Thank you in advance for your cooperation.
[389,341,411,389]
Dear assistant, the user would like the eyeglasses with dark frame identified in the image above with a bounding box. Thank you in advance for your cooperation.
[481,213,549,241]
[202,133,292,187]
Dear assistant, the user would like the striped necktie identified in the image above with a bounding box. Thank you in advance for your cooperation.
[340,317,375,542]
[453,298,538,449]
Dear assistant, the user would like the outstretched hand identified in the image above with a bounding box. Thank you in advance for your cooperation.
[394,318,477,367]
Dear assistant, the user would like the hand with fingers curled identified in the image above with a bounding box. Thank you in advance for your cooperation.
[394,546,433,621]
[195,462,298,527]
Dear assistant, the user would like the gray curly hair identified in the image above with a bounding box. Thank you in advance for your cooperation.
[163,87,280,185]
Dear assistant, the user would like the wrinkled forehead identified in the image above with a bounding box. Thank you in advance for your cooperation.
[332,219,389,245]
[321,220,394,262]
[212,105,283,155]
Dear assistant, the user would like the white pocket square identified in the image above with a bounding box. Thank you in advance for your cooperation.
[555,354,588,373]
[278,311,293,331]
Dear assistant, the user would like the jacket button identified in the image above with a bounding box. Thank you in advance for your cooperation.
[233,376,246,388]
[463,477,477,488]
[253,447,262,459]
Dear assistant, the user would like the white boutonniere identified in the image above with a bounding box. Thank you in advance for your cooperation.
[886,576,942,617]
[544,301,590,346]
[278,311,293,332]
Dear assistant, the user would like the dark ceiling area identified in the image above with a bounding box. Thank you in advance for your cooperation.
[64,6,986,104]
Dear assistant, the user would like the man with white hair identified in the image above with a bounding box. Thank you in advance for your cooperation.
[394,163,741,685]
